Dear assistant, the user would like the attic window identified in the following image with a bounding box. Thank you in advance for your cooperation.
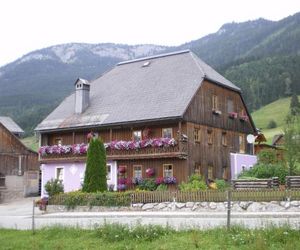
[142,61,150,67]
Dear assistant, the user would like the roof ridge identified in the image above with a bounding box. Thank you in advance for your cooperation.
[189,51,206,77]
[117,49,191,65]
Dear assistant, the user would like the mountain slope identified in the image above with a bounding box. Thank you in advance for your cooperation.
[1,12,300,134]
[251,96,300,143]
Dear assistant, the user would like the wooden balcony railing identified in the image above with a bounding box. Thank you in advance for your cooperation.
[39,140,188,162]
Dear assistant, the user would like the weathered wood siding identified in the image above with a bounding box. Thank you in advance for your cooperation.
[0,124,39,176]
[117,158,187,185]
[183,80,256,180]
[183,80,255,134]
[41,123,181,146]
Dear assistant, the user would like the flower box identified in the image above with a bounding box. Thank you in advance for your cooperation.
[212,109,222,115]
[228,112,238,119]
[239,115,249,122]
[145,168,155,177]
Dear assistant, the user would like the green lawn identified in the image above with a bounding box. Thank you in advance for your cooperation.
[0,225,300,250]
[21,136,39,152]
[251,96,299,143]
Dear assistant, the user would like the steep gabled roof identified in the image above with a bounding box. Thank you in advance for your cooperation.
[0,116,24,134]
[35,50,240,132]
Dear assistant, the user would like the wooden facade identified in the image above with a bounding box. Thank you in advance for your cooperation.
[0,123,39,199]
[39,80,255,183]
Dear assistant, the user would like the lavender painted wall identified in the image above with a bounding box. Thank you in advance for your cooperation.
[40,161,117,197]
[230,153,257,179]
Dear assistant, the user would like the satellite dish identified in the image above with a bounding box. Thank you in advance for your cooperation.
[247,134,255,144]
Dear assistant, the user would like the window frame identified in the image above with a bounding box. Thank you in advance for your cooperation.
[227,98,234,113]
[133,130,142,141]
[55,167,64,183]
[133,165,143,178]
[222,132,227,146]
[207,130,213,145]
[194,164,201,175]
[239,134,245,153]
[162,128,173,139]
[212,94,218,110]
[194,128,201,143]
[208,165,213,180]
[54,138,62,145]
[163,164,173,178]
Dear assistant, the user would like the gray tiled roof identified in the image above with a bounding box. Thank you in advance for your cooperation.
[35,50,240,131]
[0,116,24,134]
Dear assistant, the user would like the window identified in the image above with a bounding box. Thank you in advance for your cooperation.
[133,165,142,178]
[208,130,213,145]
[162,128,173,138]
[227,99,234,113]
[55,167,64,182]
[239,134,245,153]
[222,166,228,180]
[0,173,5,187]
[194,128,201,143]
[212,94,218,110]
[208,166,213,180]
[133,130,142,141]
[55,138,62,145]
[194,164,201,175]
[242,165,246,172]
[222,132,227,146]
[163,164,173,177]
[107,165,111,180]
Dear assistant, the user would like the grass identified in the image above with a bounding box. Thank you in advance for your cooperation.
[21,135,39,152]
[251,96,300,143]
[0,224,300,250]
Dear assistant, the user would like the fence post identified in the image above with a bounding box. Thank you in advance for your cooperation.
[32,199,35,235]
[227,190,232,230]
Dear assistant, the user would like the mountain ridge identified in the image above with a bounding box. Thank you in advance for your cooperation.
[1,12,300,134]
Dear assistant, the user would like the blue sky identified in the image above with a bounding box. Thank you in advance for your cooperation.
[0,0,299,66]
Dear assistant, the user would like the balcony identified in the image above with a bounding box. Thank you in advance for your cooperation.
[39,138,188,163]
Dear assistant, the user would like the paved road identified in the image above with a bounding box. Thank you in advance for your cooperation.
[1,198,300,230]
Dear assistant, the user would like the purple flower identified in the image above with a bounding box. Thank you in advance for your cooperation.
[164,176,177,184]
[132,177,143,185]
[117,184,126,191]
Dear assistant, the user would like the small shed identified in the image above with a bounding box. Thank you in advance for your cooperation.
[0,122,39,202]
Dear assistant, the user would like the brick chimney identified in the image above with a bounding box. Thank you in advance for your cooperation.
[75,78,90,114]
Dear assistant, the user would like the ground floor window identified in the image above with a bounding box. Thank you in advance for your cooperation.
[55,167,64,182]
[208,165,213,180]
[194,164,201,175]
[133,165,142,178]
[163,164,173,177]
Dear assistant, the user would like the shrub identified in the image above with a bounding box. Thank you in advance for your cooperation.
[156,184,168,191]
[138,178,157,191]
[179,180,207,191]
[44,178,64,197]
[49,191,132,209]
[215,179,228,191]
[258,149,278,164]
[82,138,107,192]
[267,119,277,129]
[239,163,288,184]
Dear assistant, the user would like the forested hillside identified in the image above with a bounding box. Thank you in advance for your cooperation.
[0,12,299,134]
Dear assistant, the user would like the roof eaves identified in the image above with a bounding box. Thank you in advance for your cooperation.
[35,116,183,133]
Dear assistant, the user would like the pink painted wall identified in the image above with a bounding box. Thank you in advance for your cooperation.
[230,153,257,179]
[41,163,86,197]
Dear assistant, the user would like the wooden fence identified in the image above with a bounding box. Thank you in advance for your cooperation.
[130,189,300,204]
[286,176,300,189]
[232,177,279,190]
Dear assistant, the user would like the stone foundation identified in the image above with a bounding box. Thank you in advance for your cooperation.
[46,200,300,213]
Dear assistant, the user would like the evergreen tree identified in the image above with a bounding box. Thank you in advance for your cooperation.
[82,138,107,192]
[290,94,300,116]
